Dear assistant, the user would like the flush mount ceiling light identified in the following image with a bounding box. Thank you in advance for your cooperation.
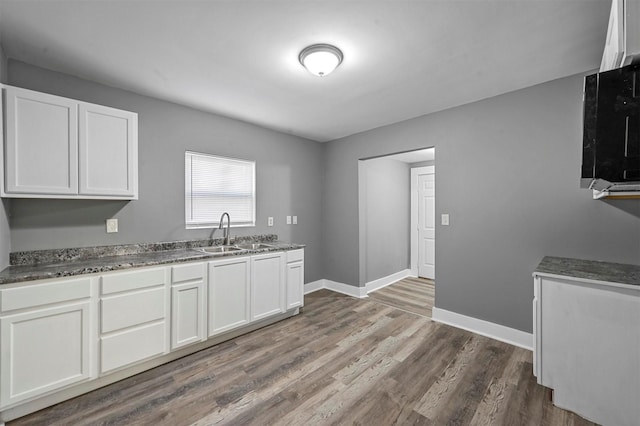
[299,44,343,77]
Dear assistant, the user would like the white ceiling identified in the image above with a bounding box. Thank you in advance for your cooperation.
[0,1,611,142]
[367,148,435,164]
[391,148,435,164]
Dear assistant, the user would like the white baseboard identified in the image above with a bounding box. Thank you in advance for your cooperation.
[304,280,324,295]
[304,279,367,298]
[432,307,533,351]
[365,269,413,294]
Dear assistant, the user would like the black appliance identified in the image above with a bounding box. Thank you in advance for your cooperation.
[581,64,640,192]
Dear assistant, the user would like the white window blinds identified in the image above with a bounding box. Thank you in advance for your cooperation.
[185,151,256,228]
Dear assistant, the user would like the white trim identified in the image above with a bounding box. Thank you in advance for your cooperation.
[432,307,533,351]
[410,165,434,278]
[303,279,367,298]
[303,280,324,295]
[365,269,412,294]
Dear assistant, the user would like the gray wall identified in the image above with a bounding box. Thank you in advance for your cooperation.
[323,72,640,333]
[6,60,325,282]
[361,158,410,283]
[0,42,9,269]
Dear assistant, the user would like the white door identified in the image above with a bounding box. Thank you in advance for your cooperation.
[418,171,435,279]
[0,301,91,407]
[79,103,137,197]
[208,257,250,336]
[171,281,206,349]
[286,249,305,310]
[251,252,285,321]
[4,86,79,195]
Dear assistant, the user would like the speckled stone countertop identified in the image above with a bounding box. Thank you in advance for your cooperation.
[534,256,640,287]
[0,236,304,285]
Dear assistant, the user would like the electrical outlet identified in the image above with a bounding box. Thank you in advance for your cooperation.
[293,216,298,225]
[286,216,292,225]
[441,214,450,226]
[268,217,274,226]
[106,218,118,233]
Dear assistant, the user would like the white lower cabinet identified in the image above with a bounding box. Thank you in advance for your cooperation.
[208,257,251,336]
[533,274,640,426]
[286,249,304,310]
[99,267,169,374]
[251,252,285,321]
[171,263,206,350]
[0,248,304,420]
[0,277,93,409]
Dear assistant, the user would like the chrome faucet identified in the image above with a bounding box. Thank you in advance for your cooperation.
[219,212,232,245]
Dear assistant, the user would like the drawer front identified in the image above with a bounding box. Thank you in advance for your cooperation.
[100,322,166,374]
[101,287,165,333]
[287,249,304,263]
[172,262,205,284]
[101,267,166,295]
[0,278,91,313]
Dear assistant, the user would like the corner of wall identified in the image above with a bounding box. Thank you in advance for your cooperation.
[0,41,11,269]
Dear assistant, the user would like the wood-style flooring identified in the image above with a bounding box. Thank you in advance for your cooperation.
[10,290,595,426]
[368,276,434,317]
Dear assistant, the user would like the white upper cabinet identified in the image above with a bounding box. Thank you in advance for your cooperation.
[601,0,640,72]
[79,103,137,197]
[1,85,138,199]
[4,87,79,195]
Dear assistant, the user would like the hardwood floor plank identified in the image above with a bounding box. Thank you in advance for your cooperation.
[368,276,435,318]
[414,334,483,418]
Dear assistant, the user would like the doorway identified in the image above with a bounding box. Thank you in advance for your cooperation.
[358,147,435,316]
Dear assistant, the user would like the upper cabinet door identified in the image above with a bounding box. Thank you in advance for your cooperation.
[79,103,138,198]
[4,86,79,195]
[601,0,640,72]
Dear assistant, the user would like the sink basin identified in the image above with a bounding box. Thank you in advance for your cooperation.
[236,243,274,250]
[200,246,245,254]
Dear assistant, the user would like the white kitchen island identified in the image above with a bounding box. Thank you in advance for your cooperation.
[533,256,640,426]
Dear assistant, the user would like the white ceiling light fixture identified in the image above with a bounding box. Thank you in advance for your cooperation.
[299,44,343,77]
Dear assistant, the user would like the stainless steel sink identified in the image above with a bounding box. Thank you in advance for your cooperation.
[235,243,274,250]
[200,246,245,254]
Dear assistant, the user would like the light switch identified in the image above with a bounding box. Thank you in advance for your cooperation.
[106,218,118,233]
[286,216,292,225]
[268,217,274,226]
[441,214,450,226]
[293,216,298,225]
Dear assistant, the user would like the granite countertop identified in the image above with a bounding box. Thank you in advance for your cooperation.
[0,239,304,286]
[534,256,640,287]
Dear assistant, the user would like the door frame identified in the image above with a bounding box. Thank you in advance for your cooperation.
[410,166,434,277]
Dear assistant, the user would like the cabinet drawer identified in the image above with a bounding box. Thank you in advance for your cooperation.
[287,249,304,263]
[0,278,91,313]
[100,322,166,374]
[101,287,165,333]
[172,262,205,284]
[101,267,166,295]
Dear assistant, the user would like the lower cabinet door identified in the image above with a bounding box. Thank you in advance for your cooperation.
[0,301,91,408]
[171,281,206,350]
[286,260,304,310]
[251,252,285,321]
[208,257,250,337]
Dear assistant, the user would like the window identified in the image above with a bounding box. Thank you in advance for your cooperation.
[185,151,255,228]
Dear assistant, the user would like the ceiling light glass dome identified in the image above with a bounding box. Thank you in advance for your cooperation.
[299,44,343,77]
